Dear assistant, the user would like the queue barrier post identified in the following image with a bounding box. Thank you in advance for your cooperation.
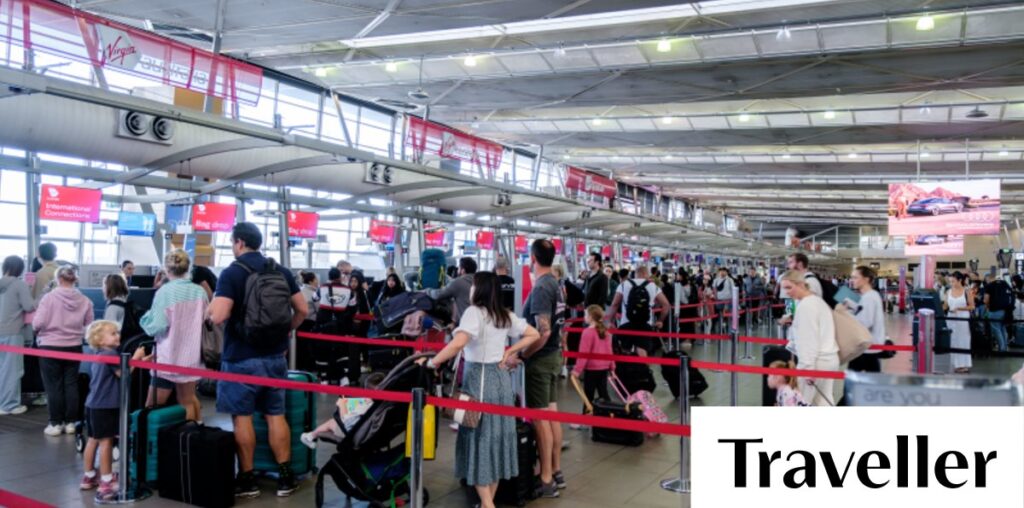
[113,348,150,504]
[741,298,754,361]
[410,387,426,508]
[661,354,691,494]
[916,309,935,375]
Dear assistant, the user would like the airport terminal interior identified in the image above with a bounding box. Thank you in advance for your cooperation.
[1,0,1024,507]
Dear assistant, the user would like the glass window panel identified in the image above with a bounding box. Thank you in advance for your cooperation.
[0,170,26,203]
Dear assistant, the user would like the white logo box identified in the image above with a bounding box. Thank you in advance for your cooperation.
[692,407,1024,507]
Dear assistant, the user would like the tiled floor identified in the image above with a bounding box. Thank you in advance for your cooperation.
[0,313,1020,507]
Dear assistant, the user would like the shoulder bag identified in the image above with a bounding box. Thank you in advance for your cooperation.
[443,311,487,429]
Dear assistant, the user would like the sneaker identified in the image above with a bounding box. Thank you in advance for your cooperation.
[29,394,46,406]
[449,422,459,432]
[300,432,317,450]
[553,471,567,489]
[96,479,117,501]
[559,366,568,379]
[64,422,77,434]
[338,377,350,387]
[234,471,260,499]
[79,473,99,490]
[561,440,570,451]
[276,464,299,497]
[43,424,62,436]
[535,480,560,498]
[0,405,27,415]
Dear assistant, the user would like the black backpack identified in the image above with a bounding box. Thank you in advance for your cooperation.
[108,299,145,341]
[812,274,839,308]
[625,280,652,324]
[988,280,1014,312]
[233,258,294,349]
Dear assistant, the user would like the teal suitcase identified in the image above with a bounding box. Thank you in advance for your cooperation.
[253,370,317,476]
[129,404,187,489]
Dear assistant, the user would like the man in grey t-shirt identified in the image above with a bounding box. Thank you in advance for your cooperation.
[428,257,476,325]
[521,239,566,497]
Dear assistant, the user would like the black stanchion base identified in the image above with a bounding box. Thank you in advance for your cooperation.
[660,477,690,494]
[94,487,151,505]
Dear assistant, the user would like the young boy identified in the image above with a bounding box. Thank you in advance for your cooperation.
[300,372,384,448]
[80,320,147,501]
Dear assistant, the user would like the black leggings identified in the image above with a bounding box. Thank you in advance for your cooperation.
[39,345,81,425]
[581,370,610,413]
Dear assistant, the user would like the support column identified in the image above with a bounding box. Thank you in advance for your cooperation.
[25,163,40,264]
[278,189,290,267]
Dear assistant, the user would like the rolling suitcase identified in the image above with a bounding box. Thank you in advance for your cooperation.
[762,346,795,406]
[660,350,708,399]
[253,371,317,476]
[614,361,656,395]
[590,398,645,447]
[129,404,187,489]
[495,419,539,507]
[158,421,235,508]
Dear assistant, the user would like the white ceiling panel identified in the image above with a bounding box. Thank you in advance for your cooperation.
[1003,103,1024,119]
[554,120,591,131]
[890,13,964,46]
[942,152,985,161]
[638,38,702,63]
[766,112,810,127]
[871,154,907,162]
[773,155,804,163]
[589,119,622,131]
[541,48,598,70]
[730,113,769,128]
[422,59,468,79]
[819,21,887,51]
[617,118,658,130]
[743,155,775,163]
[805,155,837,163]
[460,55,507,76]
[654,118,692,131]
[854,109,900,125]
[754,26,820,55]
[965,8,1024,41]
[901,106,948,123]
[696,33,759,59]
[521,120,559,132]
[497,53,552,73]
[685,156,716,164]
[811,110,853,126]
[687,116,731,129]
[714,155,743,164]
[590,45,650,67]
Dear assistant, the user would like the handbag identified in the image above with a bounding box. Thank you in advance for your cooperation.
[443,313,486,429]
[405,403,437,460]
[832,305,872,363]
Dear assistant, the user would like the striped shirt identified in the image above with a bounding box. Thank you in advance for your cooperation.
[140,278,209,383]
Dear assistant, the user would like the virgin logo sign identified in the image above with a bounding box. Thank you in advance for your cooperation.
[95,24,141,69]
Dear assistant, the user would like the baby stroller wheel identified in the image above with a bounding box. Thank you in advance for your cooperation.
[74,422,85,453]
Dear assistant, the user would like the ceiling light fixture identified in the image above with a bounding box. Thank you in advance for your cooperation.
[661,116,673,125]
[737,112,751,123]
[919,103,932,115]
[775,26,792,41]
[592,118,604,126]
[965,107,989,118]
[664,154,673,160]
[920,152,930,158]
[916,14,935,31]
[554,44,567,57]
[562,154,571,160]
[656,39,672,52]
[781,153,791,160]
[823,109,836,120]
[848,152,859,159]
[314,67,328,77]
[384,62,398,72]
[999,150,1010,157]
[471,122,480,128]
[463,55,477,67]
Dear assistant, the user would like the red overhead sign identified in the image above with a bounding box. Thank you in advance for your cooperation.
[1,0,263,105]
[515,235,528,254]
[601,245,611,258]
[577,242,587,256]
[369,219,396,244]
[425,230,446,247]
[39,185,101,223]
[406,117,504,176]
[642,250,651,262]
[191,202,236,232]
[565,166,617,199]
[552,238,563,252]
[287,211,319,238]
[622,247,631,259]
[476,231,495,250]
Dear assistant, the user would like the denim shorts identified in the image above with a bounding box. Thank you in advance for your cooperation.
[151,375,175,390]
[215,355,287,416]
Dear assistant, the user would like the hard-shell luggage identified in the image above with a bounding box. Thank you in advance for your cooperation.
[253,371,317,476]
[495,420,539,506]
[418,248,448,290]
[610,373,667,434]
[368,346,410,372]
[614,361,656,395]
[762,346,795,406]
[590,398,645,447]
[157,421,235,508]
[129,404,187,488]
[380,292,435,329]
[660,350,708,399]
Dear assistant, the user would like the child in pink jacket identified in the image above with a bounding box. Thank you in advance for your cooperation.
[33,266,93,436]
[570,305,615,429]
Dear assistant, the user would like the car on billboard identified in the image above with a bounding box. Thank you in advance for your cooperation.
[906,197,964,216]
[915,235,945,245]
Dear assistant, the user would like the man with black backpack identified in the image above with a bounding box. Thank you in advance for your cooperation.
[208,222,309,499]
[608,265,670,354]
[983,274,1013,352]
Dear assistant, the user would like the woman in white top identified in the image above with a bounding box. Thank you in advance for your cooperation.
[424,272,540,508]
[845,266,886,373]
[944,272,974,373]
[780,270,841,406]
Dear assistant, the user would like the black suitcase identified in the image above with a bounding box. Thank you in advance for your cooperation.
[368,346,410,372]
[762,346,795,406]
[614,361,656,395]
[495,420,539,506]
[158,421,236,508]
[591,398,644,447]
[660,350,708,399]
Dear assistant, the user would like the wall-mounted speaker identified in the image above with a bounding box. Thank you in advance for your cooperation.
[116,110,174,145]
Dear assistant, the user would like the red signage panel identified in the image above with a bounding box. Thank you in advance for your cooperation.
[39,185,102,223]
[406,117,504,176]
[565,166,617,199]
[191,202,236,232]
[553,238,563,252]
[622,247,631,259]
[515,235,528,254]
[287,211,319,238]
[601,245,611,258]
[577,242,587,256]
[476,231,495,250]
[369,219,396,244]
[425,230,446,247]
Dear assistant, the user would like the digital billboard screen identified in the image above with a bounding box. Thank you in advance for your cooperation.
[117,211,157,237]
[888,179,1000,236]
